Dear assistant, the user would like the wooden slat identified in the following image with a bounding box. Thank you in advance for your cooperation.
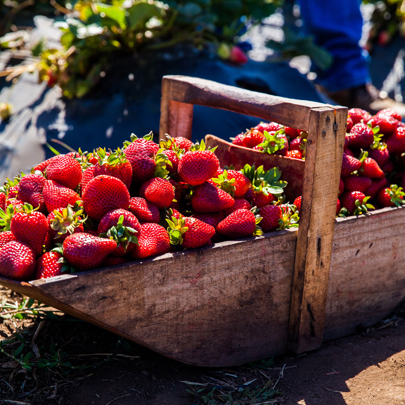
[205,135,305,201]
[288,106,347,353]
[159,75,329,139]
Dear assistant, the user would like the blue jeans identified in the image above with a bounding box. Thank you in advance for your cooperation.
[299,0,371,92]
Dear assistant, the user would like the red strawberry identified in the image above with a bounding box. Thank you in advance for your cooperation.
[360,157,384,178]
[18,174,46,213]
[10,204,48,256]
[368,145,390,168]
[0,193,5,211]
[341,191,367,215]
[171,137,193,152]
[376,185,405,207]
[255,122,282,133]
[387,127,405,154]
[35,251,64,279]
[0,241,36,280]
[192,182,234,213]
[33,155,60,173]
[347,116,354,132]
[128,197,160,223]
[227,170,251,198]
[259,205,282,233]
[46,155,82,190]
[382,160,394,174]
[63,233,117,270]
[232,133,245,146]
[284,127,300,139]
[192,211,225,228]
[217,209,259,239]
[286,150,303,159]
[161,150,179,175]
[93,148,132,190]
[0,231,16,251]
[47,205,85,243]
[224,198,251,216]
[82,175,130,221]
[341,153,362,178]
[139,177,174,209]
[80,165,95,195]
[43,180,81,212]
[365,177,389,200]
[339,178,344,196]
[289,137,305,152]
[230,45,248,64]
[348,108,372,125]
[243,129,265,148]
[98,209,141,257]
[343,176,372,193]
[347,123,374,149]
[178,150,219,186]
[253,191,275,208]
[182,217,215,248]
[131,223,170,259]
[371,109,400,134]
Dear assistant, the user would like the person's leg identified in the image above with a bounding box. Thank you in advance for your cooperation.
[299,0,369,92]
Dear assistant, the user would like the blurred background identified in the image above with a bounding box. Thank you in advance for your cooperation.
[0,0,404,183]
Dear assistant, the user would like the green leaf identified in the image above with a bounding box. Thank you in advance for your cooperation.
[126,2,163,31]
[95,3,127,30]
[14,343,24,356]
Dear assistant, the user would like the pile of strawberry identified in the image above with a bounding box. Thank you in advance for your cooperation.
[0,133,299,282]
[231,108,405,216]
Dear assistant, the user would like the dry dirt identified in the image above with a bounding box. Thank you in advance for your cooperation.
[0,286,404,405]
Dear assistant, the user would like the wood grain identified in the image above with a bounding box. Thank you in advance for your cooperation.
[159,75,329,139]
[205,135,305,201]
[288,106,347,353]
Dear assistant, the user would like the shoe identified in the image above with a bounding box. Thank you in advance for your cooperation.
[325,83,405,117]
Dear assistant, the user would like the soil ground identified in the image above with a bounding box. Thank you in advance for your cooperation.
[0,286,404,405]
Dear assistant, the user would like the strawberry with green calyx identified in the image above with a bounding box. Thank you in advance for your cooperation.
[369,142,390,168]
[159,134,193,153]
[365,177,389,200]
[0,204,16,231]
[277,204,300,230]
[46,154,83,190]
[99,213,139,257]
[62,233,117,271]
[82,175,130,221]
[289,137,307,158]
[2,172,24,200]
[259,204,282,232]
[166,215,189,246]
[139,177,175,210]
[231,133,245,146]
[35,250,71,279]
[131,222,171,259]
[368,126,383,149]
[128,197,160,223]
[68,148,98,168]
[17,173,46,213]
[340,191,374,215]
[284,126,301,139]
[209,170,237,196]
[255,122,283,133]
[359,150,385,178]
[0,241,36,281]
[43,180,81,212]
[178,139,219,186]
[93,147,133,190]
[369,110,399,135]
[217,208,262,239]
[256,130,288,155]
[376,185,405,207]
[153,149,175,178]
[191,182,235,213]
[387,127,405,154]
[48,204,86,242]
[347,123,374,150]
[341,153,362,178]
[242,128,265,148]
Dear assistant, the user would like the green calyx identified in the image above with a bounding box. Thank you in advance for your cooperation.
[189,138,217,153]
[387,184,405,207]
[154,150,173,179]
[100,215,138,251]
[50,205,87,239]
[250,207,263,236]
[353,196,374,215]
[241,164,287,196]
[257,130,287,155]
[370,130,383,149]
[277,204,300,230]
[0,204,15,231]
[51,246,77,274]
[210,170,236,196]
[159,134,184,154]
[2,172,25,197]
[95,147,128,168]
[166,215,188,246]
[123,131,154,148]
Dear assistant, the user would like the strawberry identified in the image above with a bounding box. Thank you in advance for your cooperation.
[80,165,95,195]
[347,123,374,149]
[371,109,400,134]
[365,177,389,200]
[284,127,300,139]
[255,122,282,133]
[46,154,82,190]
[93,148,132,190]
[191,182,234,213]
[230,45,248,64]
[232,133,245,146]
[161,149,179,175]
[18,174,46,213]
[257,131,288,155]
[348,108,372,125]
[178,142,219,186]
[167,215,215,249]
[82,175,130,221]
[171,137,193,152]
[376,185,405,208]
[0,231,16,251]
[224,198,251,216]
[382,160,394,174]
[217,209,261,239]
[368,145,390,168]
[131,223,170,259]
[43,180,81,212]
[192,211,225,228]
[128,197,160,223]
[340,191,373,215]
[226,170,251,198]
[48,205,85,242]
[63,233,117,270]
[35,251,65,279]
[387,127,405,154]
[359,152,385,178]
[243,129,265,148]
[139,177,174,209]
[252,190,276,208]
[347,116,354,132]
[259,205,282,232]
[10,204,48,256]
[0,192,5,211]
[293,196,302,211]
[33,155,60,173]
[341,153,362,178]
[343,176,372,193]
[339,178,344,196]
[286,150,303,159]
[0,241,36,280]
[289,137,306,155]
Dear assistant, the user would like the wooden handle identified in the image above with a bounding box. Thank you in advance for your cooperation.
[159,75,329,140]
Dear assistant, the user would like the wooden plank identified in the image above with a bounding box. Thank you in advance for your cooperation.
[324,207,405,340]
[159,78,194,140]
[0,230,298,367]
[205,134,305,201]
[288,106,347,353]
[160,75,329,133]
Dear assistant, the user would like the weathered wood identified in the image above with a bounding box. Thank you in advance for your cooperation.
[288,106,347,353]
[159,80,194,140]
[159,75,329,140]
[0,230,298,367]
[205,135,305,201]
[324,207,405,339]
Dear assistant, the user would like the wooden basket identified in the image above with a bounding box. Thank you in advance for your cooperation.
[0,76,349,366]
